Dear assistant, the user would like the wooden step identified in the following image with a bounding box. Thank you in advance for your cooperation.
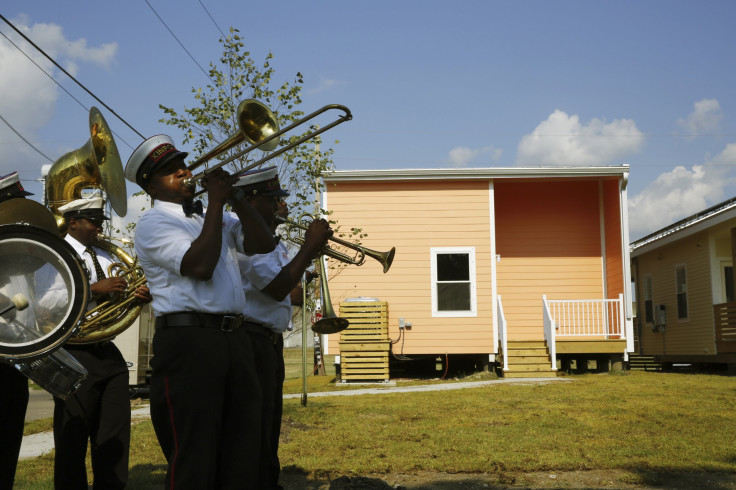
[627,355,661,372]
[507,341,547,349]
[508,355,550,363]
[508,348,548,356]
[504,370,558,378]
[502,339,557,378]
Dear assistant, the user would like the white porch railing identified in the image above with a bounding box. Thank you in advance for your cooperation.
[542,295,557,371]
[498,295,508,372]
[545,294,626,339]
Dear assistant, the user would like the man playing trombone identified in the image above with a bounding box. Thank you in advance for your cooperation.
[125,135,276,488]
[234,166,332,489]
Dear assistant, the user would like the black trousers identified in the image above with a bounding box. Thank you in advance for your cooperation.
[149,325,262,489]
[53,343,131,490]
[249,331,285,490]
[0,363,28,490]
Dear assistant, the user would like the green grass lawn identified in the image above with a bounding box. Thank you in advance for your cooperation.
[14,353,736,488]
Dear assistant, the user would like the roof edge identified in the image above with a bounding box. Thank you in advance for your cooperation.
[322,165,630,182]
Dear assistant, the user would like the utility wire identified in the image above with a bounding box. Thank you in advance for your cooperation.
[0,113,54,163]
[198,0,226,39]
[0,14,145,141]
[0,31,90,114]
[143,0,214,84]
[0,29,136,151]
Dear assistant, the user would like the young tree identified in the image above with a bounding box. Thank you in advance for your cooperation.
[159,27,340,219]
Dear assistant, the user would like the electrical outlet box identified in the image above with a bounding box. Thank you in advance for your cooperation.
[399,318,405,329]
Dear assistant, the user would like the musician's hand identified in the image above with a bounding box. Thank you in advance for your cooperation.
[202,169,236,206]
[91,277,127,296]
[305,269,319,284]
[302,219,333,257]
[134,285,153,303]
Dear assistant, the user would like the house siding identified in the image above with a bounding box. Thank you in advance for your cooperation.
[635,230,715,356]
[323,180,494,355]
[603,180,624,299]
[495,180,605,340]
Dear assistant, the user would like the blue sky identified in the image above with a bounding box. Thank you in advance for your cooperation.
[1,1,735,239]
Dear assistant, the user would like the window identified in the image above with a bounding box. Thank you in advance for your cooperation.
[725,266,734,303]
[643,275,653,324]
[675,265,688,320]
[431,247,477,317]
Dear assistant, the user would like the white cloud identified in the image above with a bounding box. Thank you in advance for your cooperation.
[0,15,118,176]
[628,143,736,239]
[677,98,723,138]
[448,145,502,167]
[109,193,152,241]
[516,110,645,166]
[307,77,346,95]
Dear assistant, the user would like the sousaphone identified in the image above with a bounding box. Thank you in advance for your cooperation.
[45,106,146,344]
[0,203,90,398]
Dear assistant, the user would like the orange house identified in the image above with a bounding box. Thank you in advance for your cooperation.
[320,167,634,378]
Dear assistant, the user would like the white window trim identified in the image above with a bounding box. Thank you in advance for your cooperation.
[430,247,477,318]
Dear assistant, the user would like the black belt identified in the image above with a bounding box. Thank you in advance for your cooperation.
[155,312,244,332]
[241,321,282,344]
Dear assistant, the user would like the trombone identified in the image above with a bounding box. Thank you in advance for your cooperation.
[275,214,395,273]
[183,101,352,196]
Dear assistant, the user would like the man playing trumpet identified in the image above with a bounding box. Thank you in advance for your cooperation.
[125,135,276,488]
[234,166,332,488]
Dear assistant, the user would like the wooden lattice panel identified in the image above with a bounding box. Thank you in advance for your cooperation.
[339,341,390,381]
[339,301,389,342]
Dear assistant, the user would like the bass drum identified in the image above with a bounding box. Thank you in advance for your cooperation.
[0,221,90,398]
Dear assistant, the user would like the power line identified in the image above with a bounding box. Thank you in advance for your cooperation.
[0,113,54,163]
[0,28,136,151]
[143,0,214,84]
[0,31,91,113]
[198,0,226,39]
[0,13,145,141]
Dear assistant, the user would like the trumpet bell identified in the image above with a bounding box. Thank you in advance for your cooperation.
[369,246,395,274]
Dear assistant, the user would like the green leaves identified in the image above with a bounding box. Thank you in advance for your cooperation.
[158,26,342,224]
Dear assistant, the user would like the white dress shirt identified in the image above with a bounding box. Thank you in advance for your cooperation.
[134,200,246,316]
[35,235,113,312]
[239,241,292,333]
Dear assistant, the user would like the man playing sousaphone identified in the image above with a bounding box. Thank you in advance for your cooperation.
[125,134,276,488]
[45,196,151,489]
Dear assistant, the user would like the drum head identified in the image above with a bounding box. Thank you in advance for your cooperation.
[0,224,89,360]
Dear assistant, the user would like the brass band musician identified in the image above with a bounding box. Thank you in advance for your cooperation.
[0,171,34,489]
[125,134,276,488]
[234,167,332,488]
[48,196,151,489]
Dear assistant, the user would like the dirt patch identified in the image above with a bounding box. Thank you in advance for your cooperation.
[280,468,736,489]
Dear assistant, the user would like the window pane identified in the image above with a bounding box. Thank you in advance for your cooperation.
[645,300,653,323]
[726,266,734,303]
[438,283,470,311]
[677,293,688,319]
[437,254,469,281]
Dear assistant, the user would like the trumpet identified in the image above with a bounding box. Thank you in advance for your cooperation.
[183,102,352,196]
[276,214,395,273]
